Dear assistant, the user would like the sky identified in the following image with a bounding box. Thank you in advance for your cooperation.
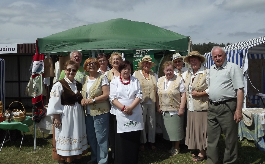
[0,0,264,45]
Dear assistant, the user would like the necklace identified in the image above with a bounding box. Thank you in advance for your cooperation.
[142,70,150,80]
[120,75,130,85]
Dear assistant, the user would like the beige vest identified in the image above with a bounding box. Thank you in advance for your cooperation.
[106,70,114,83]
[82,74,110,116]
[134,70,157,103]
[184,67,209,111]
[157,75,181,111]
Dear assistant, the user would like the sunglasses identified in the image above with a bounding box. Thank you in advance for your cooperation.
[87,62,96,66]
[66,68,77,73]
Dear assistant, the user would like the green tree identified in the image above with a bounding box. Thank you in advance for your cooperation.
[192,42,229,55]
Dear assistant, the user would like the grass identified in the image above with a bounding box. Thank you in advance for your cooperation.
[0,125,265,164]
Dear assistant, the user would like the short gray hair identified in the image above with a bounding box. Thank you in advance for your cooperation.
[69,50,82,58]
[211,46,226,56]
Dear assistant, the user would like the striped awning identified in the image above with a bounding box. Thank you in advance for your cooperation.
[0,58,5,110]
[204,36,265,69]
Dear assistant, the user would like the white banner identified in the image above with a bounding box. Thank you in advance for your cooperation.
[0,44,17,54]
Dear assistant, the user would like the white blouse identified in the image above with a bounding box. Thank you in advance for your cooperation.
[174,67,188,79]
[47,78,79,116]
[109,76,144,133]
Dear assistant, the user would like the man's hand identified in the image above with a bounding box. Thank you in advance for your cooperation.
[234,109,243,123]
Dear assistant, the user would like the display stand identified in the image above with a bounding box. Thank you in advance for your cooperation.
[0,116,33,151]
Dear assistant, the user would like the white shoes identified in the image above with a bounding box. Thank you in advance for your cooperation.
[169,147,180,156]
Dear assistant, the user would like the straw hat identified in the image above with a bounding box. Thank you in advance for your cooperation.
[172,53,183,61]
[138,55,155,68]
[184,51,206,64]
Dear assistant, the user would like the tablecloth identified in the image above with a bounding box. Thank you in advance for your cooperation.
[238,108,265,150]
[0,116,33,132]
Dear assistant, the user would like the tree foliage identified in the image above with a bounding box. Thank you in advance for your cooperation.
[192,42,231,55]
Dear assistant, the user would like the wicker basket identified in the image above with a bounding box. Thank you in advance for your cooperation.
[9,101,26,122]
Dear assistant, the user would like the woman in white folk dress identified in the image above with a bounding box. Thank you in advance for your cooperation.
[47,60,88,164]
[109,60,144,164]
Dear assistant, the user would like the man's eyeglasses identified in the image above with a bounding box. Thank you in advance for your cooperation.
[66,68,77,73]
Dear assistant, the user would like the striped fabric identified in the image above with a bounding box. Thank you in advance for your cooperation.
[248,54,265,59]
[0,58,5,110]
[204,36,265,69]
[248,95,264,108]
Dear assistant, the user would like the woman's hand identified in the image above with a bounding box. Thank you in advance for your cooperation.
[191,90,200,97]
[178,108,185,116]
[123,106,133,115]
[81,99,86,106]
[81,98,93,106]
[157,105,162,113]
[53,114,61,129]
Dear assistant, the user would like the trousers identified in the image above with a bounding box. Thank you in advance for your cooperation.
[207,99,238,164]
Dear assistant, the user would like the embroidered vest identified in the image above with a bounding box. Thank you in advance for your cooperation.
[59,79,82,105]
[134,70,157,103]
[82,74,110,116]
[184,67,209,111]
[157,75,181,111]
[106,70,114,83]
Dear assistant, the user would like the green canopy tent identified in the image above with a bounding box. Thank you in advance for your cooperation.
[37,18,190,53]
[34,19,190,142]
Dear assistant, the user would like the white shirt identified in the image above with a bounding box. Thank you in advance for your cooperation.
[174,67,188,80]
[98,66,110,75]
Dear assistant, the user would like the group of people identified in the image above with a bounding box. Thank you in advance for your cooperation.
[47,46,244,164]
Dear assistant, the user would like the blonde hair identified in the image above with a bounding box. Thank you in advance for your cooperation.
[162,61,174,70]
[109,52,122,66]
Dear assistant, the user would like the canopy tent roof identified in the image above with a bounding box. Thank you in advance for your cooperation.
[37,18,190,53]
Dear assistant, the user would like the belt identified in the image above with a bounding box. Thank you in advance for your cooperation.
[209,98,236,106]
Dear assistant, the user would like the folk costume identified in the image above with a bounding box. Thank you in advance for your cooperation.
[47,78,88,163]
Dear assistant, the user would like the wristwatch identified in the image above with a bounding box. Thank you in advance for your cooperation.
[93,98,96,104]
